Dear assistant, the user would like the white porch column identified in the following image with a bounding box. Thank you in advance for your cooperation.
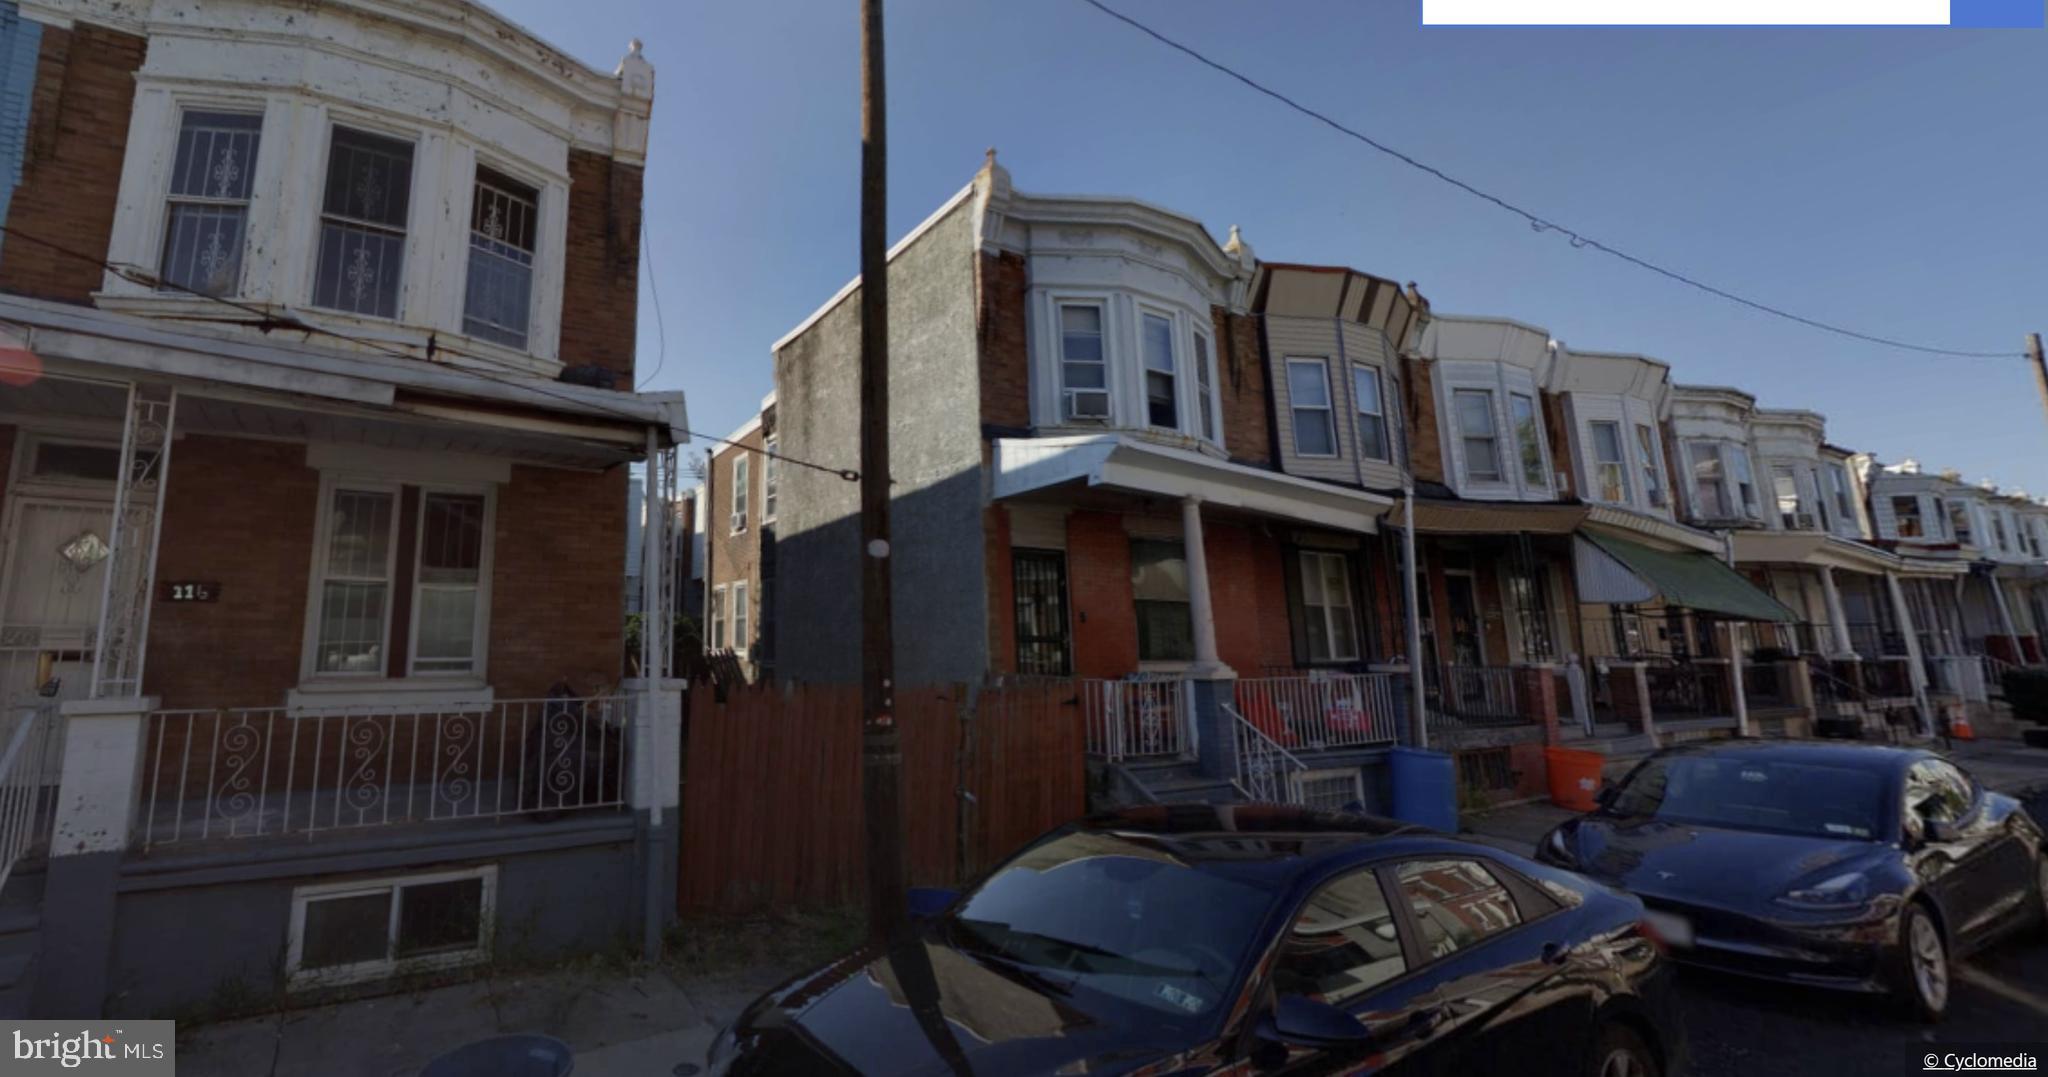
[38,696,158,1017]
[1819,566,1856,658]
[90,384,177,699]
[1884,571,1933,736]
[624,677,683,961]
[1180,496,1230,677]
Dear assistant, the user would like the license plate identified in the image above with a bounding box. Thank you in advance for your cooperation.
[1644,910,1695,949]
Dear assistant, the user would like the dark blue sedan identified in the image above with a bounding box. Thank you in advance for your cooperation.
[1537,741,2048,1022]
[707,804,1687,1076]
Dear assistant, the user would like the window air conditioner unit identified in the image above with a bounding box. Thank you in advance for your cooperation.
[730,512,746,532]
[1064,389,1110,420]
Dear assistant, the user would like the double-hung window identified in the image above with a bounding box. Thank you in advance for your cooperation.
[1509,393,1543,487]
[1288,360,1336,456]
[1194,332,1217,441]
[1728,448,1760,519]
[1141,313,1179,430]
[463,167,539,348]
[1827,464,1855,524]
[411,492,488,674]
[1131,539,1194,662]
[1356,367,1390,463]
[1454,390,1502,483]
[1892,496,1925,538]
[1588,421,1629,504]
[729,454,749,533]
[1299,551,1360,663]
[1772,465,1810,529]
[732,580,750,651]
[1993,512,2011,552]
[310,483,491,678]
[1948,501,1973,544]
[160,110,262,297]
[762,437,779,523]
[708,587,727,650]
[1687,441,1730,518]
[313,127,415,318]
[1059,304,1109,420]
[1635,424,1665,508]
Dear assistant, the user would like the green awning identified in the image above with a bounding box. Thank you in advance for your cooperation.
[1577,531,1797,622]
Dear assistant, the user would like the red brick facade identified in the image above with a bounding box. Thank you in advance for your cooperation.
[559,149,644,386]
[703,423,768,663]
[1065,511,1140,679]
[1405,358,1445,486]
[977,251,1031,431]
[487,463,627,699]
[0,24,145,304]
[1215,308,1273,469]
[1203,520,1294,674]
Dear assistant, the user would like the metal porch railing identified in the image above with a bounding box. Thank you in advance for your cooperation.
[1081,677,1190,761]
[1226,702,1307,805]
[0,703,54,892]
[1234,673,1400,751]
[137,695,633,849]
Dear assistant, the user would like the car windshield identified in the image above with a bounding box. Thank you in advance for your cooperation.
[1609,755,1886,840]
[948,830,1275,1023]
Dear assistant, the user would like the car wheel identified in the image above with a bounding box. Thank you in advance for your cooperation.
[1588,1023,1660,1077]
[1895,904,1950,1022]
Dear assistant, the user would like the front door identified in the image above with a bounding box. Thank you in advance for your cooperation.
[1012,549,1072,676]
[1443,573,1484,666]
[0,495,115,712]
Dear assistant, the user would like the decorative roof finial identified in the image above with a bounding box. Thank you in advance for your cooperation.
[985,146,997,169]
[629,38,644,56]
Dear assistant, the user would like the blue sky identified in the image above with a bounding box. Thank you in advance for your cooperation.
[492,0,2046,493]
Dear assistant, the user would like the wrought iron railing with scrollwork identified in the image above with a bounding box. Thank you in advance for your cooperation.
[1227,702,1306,805]
[137,696,632,849]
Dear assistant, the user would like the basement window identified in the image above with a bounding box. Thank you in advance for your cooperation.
[287,866,496,989]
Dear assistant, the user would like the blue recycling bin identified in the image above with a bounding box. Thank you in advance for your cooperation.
[421,1035,573,1077]
[1387,746,1457,833]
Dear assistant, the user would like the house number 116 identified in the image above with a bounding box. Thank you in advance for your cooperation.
[161,581,220,602]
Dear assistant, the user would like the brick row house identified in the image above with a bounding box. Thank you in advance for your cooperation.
[0,0,687,1018]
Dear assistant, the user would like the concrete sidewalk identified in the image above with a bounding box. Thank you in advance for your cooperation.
[178,960,784,1077]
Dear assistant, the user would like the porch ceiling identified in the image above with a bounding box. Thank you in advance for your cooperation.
[175,393,640,470]
[992,435,1394,534]
[0,371,128,421]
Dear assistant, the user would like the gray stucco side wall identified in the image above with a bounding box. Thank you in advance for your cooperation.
[773,200,989,685]
[98,823,636,1018]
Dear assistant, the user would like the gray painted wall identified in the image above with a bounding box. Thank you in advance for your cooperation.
[100,827,636,1018]
[774,201,991,685]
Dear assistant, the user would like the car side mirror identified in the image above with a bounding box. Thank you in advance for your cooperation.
[906,887,957,921]
[1258,995,1374,1050]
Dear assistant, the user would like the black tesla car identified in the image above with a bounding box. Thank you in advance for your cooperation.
[1536,740,2047,1021]
[706,804,1685,1076]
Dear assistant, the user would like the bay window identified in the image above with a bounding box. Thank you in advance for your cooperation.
[1827,463,1855,523]
[1687,440,1730,518]
[1771,464,1812,529]
[1059,303,1109,420]
[1454,390,1503,483]
[1142,313,1179,430]
[312,127,415,318]
[1131,539,1194,662]
[1195,332,1217,441]
[1356,367,1390,463]
[1299,551,1359,663]
[1728,448,1760,519]
[1288,359,1336,456]
[161,110,262,297]
[1589,421,1629,504]
[1634,424,1665,508]
[463,167,539,348]
[1509,393,1543,487]
[1948,501,1973,544]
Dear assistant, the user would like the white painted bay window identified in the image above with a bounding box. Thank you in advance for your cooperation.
[1356,367,1390,463]
[1058,303,1109,420]
[462,167,539,348]
[1194,333,1217,441]
[1141,313,1179,430]
[1686,440,1730,518]
[1729,449,1761,519]
[160,110,262,297]
[1454,389,1503,483]
[1771,464,1815,530]
[1300,551,1359,663]
[1509,393,1544,487]
[1589,421,1629,504]
[1288,359,1336,457]
[1948,502,1974,545]
[312,127,415,318]
[1826,463,1856,525]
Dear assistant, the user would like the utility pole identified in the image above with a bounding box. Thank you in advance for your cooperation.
[2029,333,2048,438]
[858,0,906,945]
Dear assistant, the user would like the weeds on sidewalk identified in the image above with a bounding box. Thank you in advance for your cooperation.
[665,905,866,981]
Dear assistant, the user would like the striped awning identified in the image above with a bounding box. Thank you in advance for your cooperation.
[1575,531,1796,622]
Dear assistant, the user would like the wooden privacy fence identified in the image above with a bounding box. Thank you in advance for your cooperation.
[679,678,1087,915]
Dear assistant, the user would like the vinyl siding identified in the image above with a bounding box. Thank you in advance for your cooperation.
[1264,314,1406,491]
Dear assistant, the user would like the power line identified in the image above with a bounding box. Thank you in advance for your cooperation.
[1077,0,2023,362]
[634,218,668,390]
[0,221,860,481]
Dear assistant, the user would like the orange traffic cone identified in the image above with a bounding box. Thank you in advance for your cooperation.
[1950,713,1976,740]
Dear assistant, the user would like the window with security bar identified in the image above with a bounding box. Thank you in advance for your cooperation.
[312,127,415,318]
[160,111,262,297]
[463,167,539,347]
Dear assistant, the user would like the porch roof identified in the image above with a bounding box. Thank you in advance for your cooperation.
[0,292,687,448]
[1727,530,1941,575]
[1390,498,1587,534]
[1576,531,1797,622]
[992,435,1394,533]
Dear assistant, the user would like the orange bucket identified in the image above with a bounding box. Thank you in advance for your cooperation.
[1545,747,1607,812]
